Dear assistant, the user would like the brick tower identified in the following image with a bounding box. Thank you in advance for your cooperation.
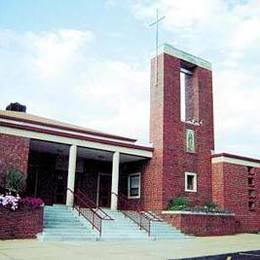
[143,44,214,210]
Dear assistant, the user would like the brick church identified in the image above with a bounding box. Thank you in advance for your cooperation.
[0,43,259,236]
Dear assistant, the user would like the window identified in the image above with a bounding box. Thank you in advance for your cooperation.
[248,177,254,186]
[185,172,197,192]
[249,201,256,211]
[180,66,199,123]
[128,173,141,199]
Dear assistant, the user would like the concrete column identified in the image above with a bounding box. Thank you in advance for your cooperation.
[110,151,120,210]
[66,144,77,206]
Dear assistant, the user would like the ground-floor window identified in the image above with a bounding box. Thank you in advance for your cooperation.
[128,172,141,199]
[185,172,197,192]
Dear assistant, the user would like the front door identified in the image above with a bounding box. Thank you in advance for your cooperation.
[53,170,67,204]
[98,174,112,207]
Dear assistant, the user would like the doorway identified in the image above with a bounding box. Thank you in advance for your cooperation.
[97,173,112,208]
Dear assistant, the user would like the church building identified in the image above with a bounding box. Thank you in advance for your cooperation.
[0,43,259,237]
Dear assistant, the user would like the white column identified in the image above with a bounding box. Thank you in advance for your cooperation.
[110,151,120,210]
[66,144,77,206]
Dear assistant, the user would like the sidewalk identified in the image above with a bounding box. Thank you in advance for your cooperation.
[0,234,260,260]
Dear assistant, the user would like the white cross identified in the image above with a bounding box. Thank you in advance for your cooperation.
[149,9,165,86]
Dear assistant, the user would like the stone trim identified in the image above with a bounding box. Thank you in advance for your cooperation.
[212,155,260,168]
[158,43,212,71]
[161,210,235,216]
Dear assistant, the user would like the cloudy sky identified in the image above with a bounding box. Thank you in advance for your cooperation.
[0,0,259,158]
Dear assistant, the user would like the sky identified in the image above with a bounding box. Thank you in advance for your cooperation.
[0,0,259,158]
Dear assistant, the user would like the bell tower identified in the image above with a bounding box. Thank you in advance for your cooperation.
[143,44,214,210]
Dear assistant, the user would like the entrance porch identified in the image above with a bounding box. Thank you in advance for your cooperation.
[26,140,147,210]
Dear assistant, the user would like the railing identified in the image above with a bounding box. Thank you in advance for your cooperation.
[67,188,113,237]
[77,189,114,220]
[111,192,162,236]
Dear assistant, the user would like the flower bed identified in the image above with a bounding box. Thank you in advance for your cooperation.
[0,194,44,239]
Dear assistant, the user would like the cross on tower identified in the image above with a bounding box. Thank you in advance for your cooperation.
[149,9,165,86]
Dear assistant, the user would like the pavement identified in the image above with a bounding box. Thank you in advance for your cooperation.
[0,234,260,260]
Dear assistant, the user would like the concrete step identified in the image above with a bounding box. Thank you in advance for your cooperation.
[39,205,99,241]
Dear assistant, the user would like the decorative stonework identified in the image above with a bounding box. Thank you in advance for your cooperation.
[186,129,195,153]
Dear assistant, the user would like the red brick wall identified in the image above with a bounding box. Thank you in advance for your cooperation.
[144,53,214,210]
[0,206,43,239]
[0,134,30,183]
[162,213,238,236]
[212,162,260,232]
[143,55,164,210]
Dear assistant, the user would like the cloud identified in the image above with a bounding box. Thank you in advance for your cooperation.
[0,29,149,142]
[1,1,260,158]
[129,0,260,157]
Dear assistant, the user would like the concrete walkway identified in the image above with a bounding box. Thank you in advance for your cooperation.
[0,234,260,260]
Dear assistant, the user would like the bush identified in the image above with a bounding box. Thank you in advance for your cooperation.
[20,197,44,209]
[5,169,26,195]
[168,197,190,210]
[204,201,218,210]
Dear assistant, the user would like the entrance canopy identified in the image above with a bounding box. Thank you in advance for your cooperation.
[0,110,153,209]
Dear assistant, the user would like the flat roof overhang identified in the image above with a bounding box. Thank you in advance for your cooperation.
[212,153,260,168]
[0,121,153,159]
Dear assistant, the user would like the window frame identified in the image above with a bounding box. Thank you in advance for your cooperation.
[127,172,141,199]
[185,172,197,192]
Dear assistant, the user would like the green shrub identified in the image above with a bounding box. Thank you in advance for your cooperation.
[167,197,190,210]
[5,169,26,195]
[204,201,218,210]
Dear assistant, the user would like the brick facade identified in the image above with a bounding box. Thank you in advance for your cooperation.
[212,161,260,232]
[161,212,238,236]
[144,52,214,210]
[0,206,43,239]
[0,134,30,184]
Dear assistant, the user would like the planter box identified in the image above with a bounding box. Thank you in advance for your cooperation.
[0,206,43,239]
[161,211,240,236]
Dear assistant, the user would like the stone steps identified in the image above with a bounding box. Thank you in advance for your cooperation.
[38,205,98,241]
[38,205,191,241]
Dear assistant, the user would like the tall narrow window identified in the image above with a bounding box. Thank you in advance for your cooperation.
[128,173,141,199]
[180,71,186,122]
[180,66,199,123]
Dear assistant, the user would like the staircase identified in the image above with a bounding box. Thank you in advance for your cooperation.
[101,209,149,240]
[150,221,191,240]
[38,205,98,241]
[38,205,191,241]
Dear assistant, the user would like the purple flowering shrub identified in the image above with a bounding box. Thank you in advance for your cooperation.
[0,194,44,211]
[20,197,44,209]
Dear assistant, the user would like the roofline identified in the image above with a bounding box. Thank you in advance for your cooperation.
[158,43,212,71]
[212,153,260,164]
[0,121,153,153]
[0,114,137,143]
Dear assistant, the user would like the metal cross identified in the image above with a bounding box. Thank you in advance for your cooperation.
[149,9,165,85]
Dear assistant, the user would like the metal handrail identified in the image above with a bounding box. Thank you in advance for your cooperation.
[77,189,113,220]
[111,192,153,235]
[141,211,163,222]
[67,188,113,237]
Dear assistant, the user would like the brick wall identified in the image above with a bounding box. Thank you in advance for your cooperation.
[144,52,214,210]
[0,133,30,183]
[212,161,260,232]
[0,206,43,239]
[162,212,238,236]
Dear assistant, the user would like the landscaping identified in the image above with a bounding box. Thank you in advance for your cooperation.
[0,169,44,239]
[167,197,230,214]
